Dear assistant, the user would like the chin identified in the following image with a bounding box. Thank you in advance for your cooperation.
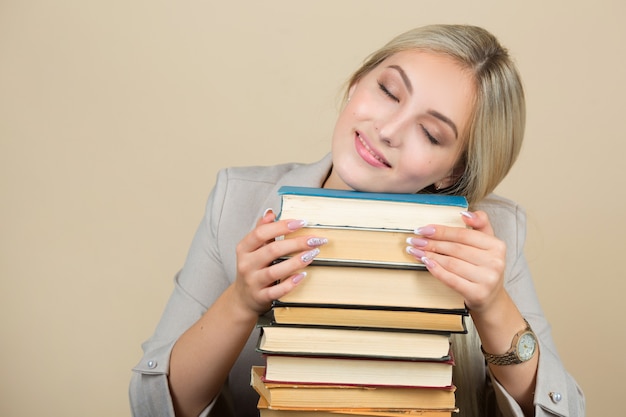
[349,178,424,194]
[331,165,366,191]
[343,177,390,193]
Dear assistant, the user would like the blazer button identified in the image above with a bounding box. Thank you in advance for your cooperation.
[147,360,158,369]
[549,392,562,403]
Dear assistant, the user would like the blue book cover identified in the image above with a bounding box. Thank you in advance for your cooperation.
[277,186,468,208]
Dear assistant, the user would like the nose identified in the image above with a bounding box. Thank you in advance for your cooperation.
[375,111,409,148]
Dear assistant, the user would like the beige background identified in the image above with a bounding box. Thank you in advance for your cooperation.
[1,1,624,416]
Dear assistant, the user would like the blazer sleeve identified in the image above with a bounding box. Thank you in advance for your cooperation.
[129,168,234,417]
[480,196,585,416]
[128,156,331,417]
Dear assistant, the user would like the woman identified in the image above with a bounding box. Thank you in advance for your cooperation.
[130,24,584,417]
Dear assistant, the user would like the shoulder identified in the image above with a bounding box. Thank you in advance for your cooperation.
[215,157,328,209]
[213,162,310,223]
[221,161,307,185]
[209,162,307,223]
[216,154,332,192]
[207,155,333,229]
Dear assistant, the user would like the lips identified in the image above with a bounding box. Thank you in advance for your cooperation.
[355,132,391,168]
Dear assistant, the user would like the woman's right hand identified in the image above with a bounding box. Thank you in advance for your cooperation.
[233,209,327,315]
[170,208,327,417]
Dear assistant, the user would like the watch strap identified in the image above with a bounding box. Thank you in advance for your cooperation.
[481,345,524,365]
[481,319,535,366]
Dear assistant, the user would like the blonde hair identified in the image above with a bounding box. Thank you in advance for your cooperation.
[344,24,526,206]
[344,25,526,415]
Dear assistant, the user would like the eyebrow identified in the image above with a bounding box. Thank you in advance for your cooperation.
[428,109,459,140]
[388,64,459,140]
[388,65,413,94]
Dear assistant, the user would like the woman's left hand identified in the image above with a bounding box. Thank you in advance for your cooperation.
[406,210,507,313]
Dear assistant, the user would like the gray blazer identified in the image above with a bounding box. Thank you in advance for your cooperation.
[130,155,584,417]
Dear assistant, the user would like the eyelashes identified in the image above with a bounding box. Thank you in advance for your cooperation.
[378,80,441,146]
[378,81,399,102]
[420,125,440,145]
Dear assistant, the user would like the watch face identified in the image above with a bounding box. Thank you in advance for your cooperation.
[517,332,537,361]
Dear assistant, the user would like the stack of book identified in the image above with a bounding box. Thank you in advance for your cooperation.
[251,186,469,417]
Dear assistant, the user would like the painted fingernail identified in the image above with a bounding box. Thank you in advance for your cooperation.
[406,237,428,247]
[301,248,320,263]
[288,219,308,230]
[406,246,425,258]
[421,256,435,268]
[415,226,436,236]
[292,271,307,284]
[262,208,274,218]
[307,237,328,247]
[460,211,475,219]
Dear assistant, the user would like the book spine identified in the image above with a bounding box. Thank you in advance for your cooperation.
[277,186,468,207]
[270,301,468,315]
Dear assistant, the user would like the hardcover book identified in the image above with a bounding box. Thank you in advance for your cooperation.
[277,186,468,230]
[281,226,419,267]
[262,353,454,388]
[256,321,452,361]
[277,264,466,312]
[252,366,456,409]
[257,395,457,417]
[269,305,467,333]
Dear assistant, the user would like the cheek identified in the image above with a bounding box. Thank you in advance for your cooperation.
[346,89,383,120]
[334,103,359,134]
[398,151,455,179]
[331,126,352,156]
[396,155,430,179]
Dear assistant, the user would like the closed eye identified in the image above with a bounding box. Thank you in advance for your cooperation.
[420,124,440,145]
[378,82,399,102]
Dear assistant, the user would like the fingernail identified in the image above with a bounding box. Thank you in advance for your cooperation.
[460,211,475,219]
[415,226,436,236]
[307,237,328,247]
[262,208,274,218]
[301,248,320,263]
[292,271,307,284]
[288,219,308,230]
[406,237,428,247]
[421,256,435,269]
[406,246,425,258]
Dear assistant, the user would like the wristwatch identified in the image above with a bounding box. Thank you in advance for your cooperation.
[481,319,538,366]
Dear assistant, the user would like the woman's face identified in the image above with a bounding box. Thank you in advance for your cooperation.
[326,50,475,193]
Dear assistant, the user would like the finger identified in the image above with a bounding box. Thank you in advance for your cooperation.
[422,250,489,284]
[238,217,308,254]
[254,235,326,272]
[256,208,276,227]
[424,237,505,276]
[263,270,308,300]
[460,210,495,236]
[237,228,328,287]
[256,247,321,291]
[414,223,493,251]
[419,255,478,295]
[406,232,506,282]
[421,254,505,311]
[269,251,318,283]
[409,236,503,269]
[263,242,330,300]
